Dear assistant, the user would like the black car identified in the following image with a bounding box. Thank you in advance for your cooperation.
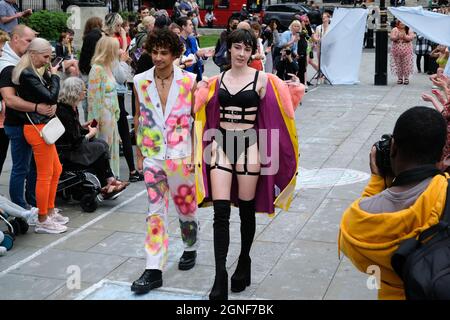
[262,2,322,30]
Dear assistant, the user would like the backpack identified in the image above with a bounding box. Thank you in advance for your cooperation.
[391,176,450,300]
[129,33,146,72]
[213,39,228,68]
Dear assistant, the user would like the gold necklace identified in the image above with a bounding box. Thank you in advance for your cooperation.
[155,70,174,89]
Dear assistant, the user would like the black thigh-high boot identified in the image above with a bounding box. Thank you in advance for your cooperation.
[231,198,256,292]
[209,199,231,300]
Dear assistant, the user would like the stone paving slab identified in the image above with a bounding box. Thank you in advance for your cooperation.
[323,257,378,300]
[297,198,352,244]
[10,249,128,283]
[254,240,341,300]
[0,273,64,300]
[45,281,96,300]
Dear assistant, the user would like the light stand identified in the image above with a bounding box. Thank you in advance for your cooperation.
[309,40,331,86]
[374,0,388,85]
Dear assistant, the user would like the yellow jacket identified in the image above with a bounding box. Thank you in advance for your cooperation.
[338,173,448,299]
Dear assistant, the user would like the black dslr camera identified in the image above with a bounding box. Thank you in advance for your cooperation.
[374,134,393,176]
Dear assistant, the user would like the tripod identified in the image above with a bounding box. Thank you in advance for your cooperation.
[309,41,331,86]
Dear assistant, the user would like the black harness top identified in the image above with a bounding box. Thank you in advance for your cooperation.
[218,70,260,125]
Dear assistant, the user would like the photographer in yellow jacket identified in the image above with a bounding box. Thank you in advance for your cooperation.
[339,106,449,299]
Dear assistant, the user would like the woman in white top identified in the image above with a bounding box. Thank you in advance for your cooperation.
[312,12,331,82]
[314,12,331,41]
[249,22,266,71]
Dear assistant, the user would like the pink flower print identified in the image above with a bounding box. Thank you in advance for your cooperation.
[166,115,190,147]
[139,80,152,104]
[173,184,197,216]
[173,79,192,110]
[141,108,156,128]
[145,215,168,254]
[166,159,179,172]
[181,158,191,177]
[144,167,168,204]
[138,127,163,157]
[140,80,151,92]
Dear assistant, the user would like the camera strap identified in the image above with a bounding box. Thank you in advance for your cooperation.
[391,165,443,187]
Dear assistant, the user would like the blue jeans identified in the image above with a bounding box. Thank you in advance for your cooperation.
[4,125,37,208]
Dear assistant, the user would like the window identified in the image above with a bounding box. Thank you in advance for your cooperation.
[293,4,310,13]
[285,5,301,12]
[218,0,229,8]
[197,0,214,9]
[201,0,214,9]
[153,0,175,9]
[267,5,282,11]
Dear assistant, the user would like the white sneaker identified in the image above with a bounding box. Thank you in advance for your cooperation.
[35,218,67,234]
[49,211,69,225]
[26,207,39,226]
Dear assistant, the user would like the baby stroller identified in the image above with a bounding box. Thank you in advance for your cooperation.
[0,211,29,251]
[57,166,102,213]
[56,145,103,213]
[56,145,123,213]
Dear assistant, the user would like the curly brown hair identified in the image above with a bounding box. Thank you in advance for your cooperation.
[144,28,183,57]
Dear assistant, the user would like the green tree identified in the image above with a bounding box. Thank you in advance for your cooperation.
[23,10,70,41]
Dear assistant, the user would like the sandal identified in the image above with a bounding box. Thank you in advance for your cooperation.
[101,183,123,200]
[110,179,130,191]
[397,79,403,84]
[404,79,409,85]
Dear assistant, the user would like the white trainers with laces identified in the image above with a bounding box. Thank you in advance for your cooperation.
[35,217,67,234]
[26,207,39,226]
[49,211,69,225]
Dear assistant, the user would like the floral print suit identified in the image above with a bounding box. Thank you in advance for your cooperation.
[134,66,199,270]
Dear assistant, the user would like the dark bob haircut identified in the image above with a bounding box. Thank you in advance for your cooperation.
[145,27,184,57]
[226,29,257,55]
[393,106,447,164]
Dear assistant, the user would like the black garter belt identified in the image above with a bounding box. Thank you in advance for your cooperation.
[210,127,260,176]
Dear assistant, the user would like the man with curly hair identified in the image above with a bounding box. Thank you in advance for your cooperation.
[131,28,199,294]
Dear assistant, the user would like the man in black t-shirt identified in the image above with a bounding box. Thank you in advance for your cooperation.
[0,25,55,209]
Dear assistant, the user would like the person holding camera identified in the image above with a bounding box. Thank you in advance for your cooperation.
[275,48,299,81]
[339,106,449,299]
[277,20,301,61]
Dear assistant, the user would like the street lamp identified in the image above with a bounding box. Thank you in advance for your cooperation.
[374,0,388,85]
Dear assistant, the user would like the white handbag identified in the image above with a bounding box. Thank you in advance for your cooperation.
[26,113,65,145]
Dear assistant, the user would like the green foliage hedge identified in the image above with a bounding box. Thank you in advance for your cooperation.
[23,11,70,41]
[119,10,138,23]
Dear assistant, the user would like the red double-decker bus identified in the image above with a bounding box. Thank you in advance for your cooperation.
[148,0,264,27]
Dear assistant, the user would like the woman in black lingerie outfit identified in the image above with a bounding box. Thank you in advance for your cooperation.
[198,29,299,300]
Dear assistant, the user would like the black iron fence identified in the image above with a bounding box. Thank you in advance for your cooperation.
[18,0,63,11]
[18,0,137,12]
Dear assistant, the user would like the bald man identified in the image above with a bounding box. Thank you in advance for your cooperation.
[0,25,55,209]
[237,21,251,30]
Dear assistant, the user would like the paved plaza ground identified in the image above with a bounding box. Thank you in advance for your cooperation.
[0,47,435,300]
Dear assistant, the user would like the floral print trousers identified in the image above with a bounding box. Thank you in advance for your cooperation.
[143,157,199,270]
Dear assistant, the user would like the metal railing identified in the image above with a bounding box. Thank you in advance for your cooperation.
[18,0,63,11]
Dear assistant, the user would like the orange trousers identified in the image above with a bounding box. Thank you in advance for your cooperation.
[24,124,62,215]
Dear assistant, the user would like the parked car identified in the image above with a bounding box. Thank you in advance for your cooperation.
[262,2,322,30]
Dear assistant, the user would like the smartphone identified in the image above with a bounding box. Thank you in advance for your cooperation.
[52,57,63,67]
[91,119,98,128]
